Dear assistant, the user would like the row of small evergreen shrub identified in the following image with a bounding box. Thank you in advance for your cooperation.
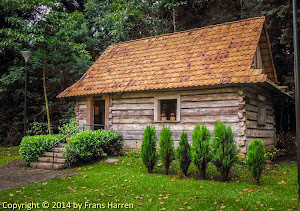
[141,122,266,183]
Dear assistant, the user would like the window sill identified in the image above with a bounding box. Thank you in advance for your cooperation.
[155,120,180,123]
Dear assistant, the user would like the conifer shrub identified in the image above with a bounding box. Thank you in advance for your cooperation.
[159,126,175,175]
[192,125,211,179]
[247,139,266,184]
[141,126,158,173]
[176,131,191,176]
[210,121,240,181]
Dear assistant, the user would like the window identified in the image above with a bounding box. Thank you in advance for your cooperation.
[257,95,266,125]
[154,94,180,122]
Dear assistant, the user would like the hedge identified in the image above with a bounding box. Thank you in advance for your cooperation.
[19,134,64,163]
[64,130,123,164]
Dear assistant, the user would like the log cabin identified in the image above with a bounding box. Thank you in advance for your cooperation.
[58,17,289,154]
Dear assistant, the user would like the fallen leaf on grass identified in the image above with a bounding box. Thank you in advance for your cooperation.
[221,205,225,209]
[187,207,193,210]
[160,202,164,205]
[148,199,153,202]
[213,201,217,205]
[236,200,241,202]
[183,202,188,205]
[9,194,13,197]
[278,180,286,185]
[161,208,166,210]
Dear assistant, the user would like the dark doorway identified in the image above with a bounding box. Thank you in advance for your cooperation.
[94,100,105,130]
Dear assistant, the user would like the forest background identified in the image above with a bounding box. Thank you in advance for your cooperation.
[0,0,298,145]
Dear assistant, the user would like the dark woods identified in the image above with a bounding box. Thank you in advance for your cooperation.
[0,0,298,145]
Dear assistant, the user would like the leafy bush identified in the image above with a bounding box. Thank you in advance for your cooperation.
[210,122,240,181]
[247,139,266,184]
[58,117,79,135]
[19,134,64,163]
[26,122,50,136]
[141,126,158,173]
[64,130,123,163]
[275,132,296,156]
[264,147,286,161]
[159,126,175,175]
[124,150,141,158]
[176,131,191,176]
[192,125,211,179]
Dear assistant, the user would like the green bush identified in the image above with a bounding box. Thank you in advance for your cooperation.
[159,126,175,175]
[141,126,158,173]
[64,130,123,163]
[19,134,64,163]
[247,139,266,184]
[58,117,79,135]
[210,122,240,181]
[176,131,191,176]
[192,125,211,179]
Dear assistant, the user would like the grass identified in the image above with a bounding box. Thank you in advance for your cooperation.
[0,156,299,210]
[0,147,20,166]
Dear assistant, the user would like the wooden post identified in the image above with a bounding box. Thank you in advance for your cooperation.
[102,94,110,130]
[43,64,51,134]
[86,96,94,130]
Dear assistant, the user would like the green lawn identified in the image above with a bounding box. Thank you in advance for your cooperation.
[0,147,20,166]
[0,157,299,210]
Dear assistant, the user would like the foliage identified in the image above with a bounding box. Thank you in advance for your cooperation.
[265,147,286,161]
[159,126,175,175]
[124,150,141,158]
[247,139,266,184]
[141,125,158,173]
[19,134,64,163]
[275,132,296,156]
[192,125,211,179]
[210,122,240,181]
[176,131,191,176]
[64,129,123,164]
[26,122,50,136]
[58,117,79,135]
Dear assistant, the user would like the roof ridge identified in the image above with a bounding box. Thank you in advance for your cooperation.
[110,16,265,47]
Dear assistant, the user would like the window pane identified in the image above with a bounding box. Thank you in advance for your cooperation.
[160,99,177,120]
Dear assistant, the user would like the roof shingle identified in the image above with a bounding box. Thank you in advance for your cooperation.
[58,17,270,98]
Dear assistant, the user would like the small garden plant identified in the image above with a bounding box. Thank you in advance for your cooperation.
[141,126,158,173]
[247,139,266,184]
[159,126,175,175]
[210,121,239,181]
[192,125,211,179]
[176,131,191,176]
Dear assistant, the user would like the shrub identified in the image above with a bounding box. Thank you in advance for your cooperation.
[176,131,191,176]
[247,139,266,184]
[26,122,49,136]
[64,130,123,164]
[159,126,175,175]
[19,134,64,163]
[275,132,296,156]
[192,125,211,179]
[210,122,240,181]
[141,126,158,173]
[58,117,79,135]
[265,147,286,161]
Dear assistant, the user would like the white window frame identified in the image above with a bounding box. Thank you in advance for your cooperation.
[154,93,181,122]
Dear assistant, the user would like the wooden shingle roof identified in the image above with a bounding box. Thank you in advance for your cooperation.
[58,16,277,98]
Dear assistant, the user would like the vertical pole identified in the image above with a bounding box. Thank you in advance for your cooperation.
[292,0,300,202]
[24,61,27,136]
[43,66,51,135]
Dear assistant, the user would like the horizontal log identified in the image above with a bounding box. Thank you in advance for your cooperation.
[246,111,274,123]
[112,116,153,124]
[181,107,239,116]
[246,120,274,130]
[181,93,239,102]
[113,98,154,104]
[110,103,154,110]
[113,123,241,134]
[112,109,154,117]
[246,129,275,138]
[123,140,142,149]
[245,104,273,113]
[181,115,239,123]
[181,100,240,109]
[247,138,274,146]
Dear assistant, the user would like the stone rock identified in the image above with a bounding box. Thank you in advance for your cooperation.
[105,158,119,164]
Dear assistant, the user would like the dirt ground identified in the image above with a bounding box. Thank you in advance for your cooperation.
[0,160,77,191]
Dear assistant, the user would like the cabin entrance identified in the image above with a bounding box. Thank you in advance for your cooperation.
[94,100,105,130]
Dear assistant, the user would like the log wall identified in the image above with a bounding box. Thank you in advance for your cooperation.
[244,85,276,149]
[109,87,246,151]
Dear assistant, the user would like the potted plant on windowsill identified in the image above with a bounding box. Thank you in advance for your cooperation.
[170,113,176,121]
[161,113,167,121]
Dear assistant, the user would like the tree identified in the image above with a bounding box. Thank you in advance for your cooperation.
[141,125,158,173]
[176,130,191,176]
[159,126,175,175]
